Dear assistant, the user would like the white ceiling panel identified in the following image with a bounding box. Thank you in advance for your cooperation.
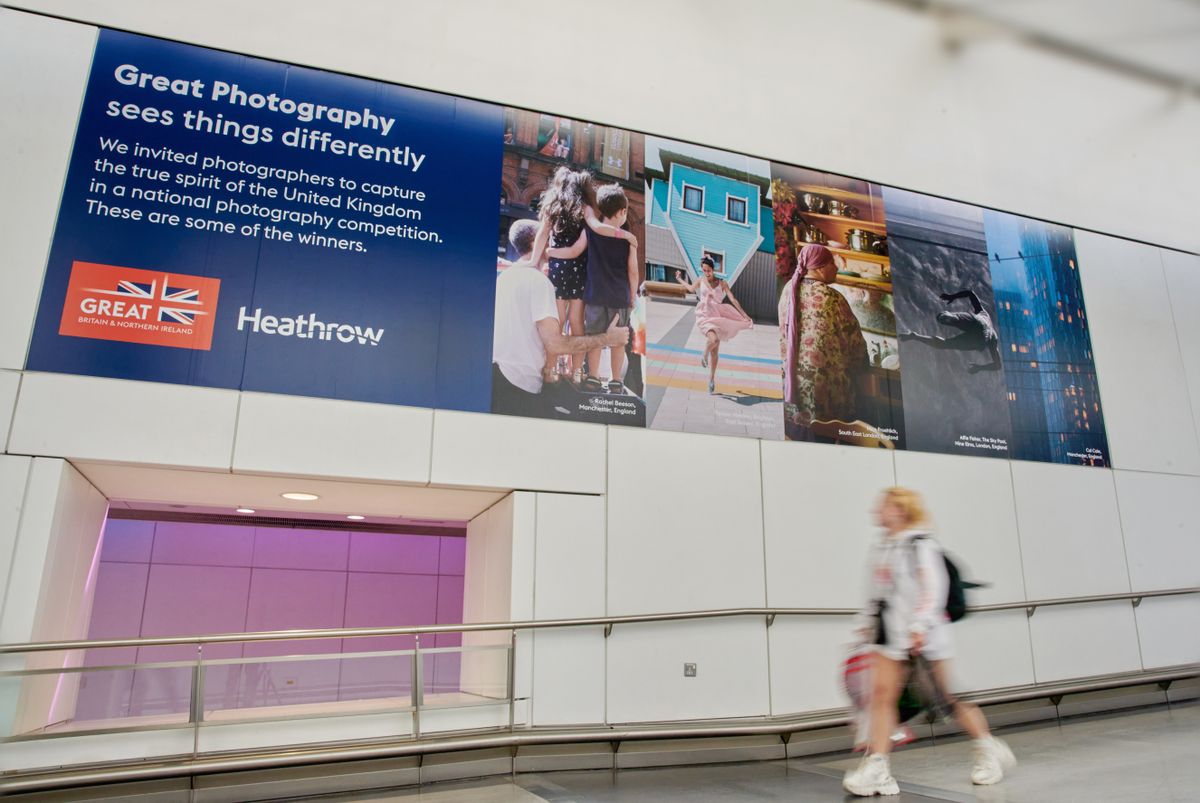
[73,462,506,521]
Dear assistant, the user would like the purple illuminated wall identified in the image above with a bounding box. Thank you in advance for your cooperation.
[76,518,465,722]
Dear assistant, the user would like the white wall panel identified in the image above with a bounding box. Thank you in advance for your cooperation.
[430,410,605,493]
[0,455,33,624]
[0,370,19,450]
[509,492,536,621]
[606,429,764,615]
[767,617,855,715]
[1028,602,1141,683]
[232,393,433,484]
[0,10,95,370]
[762,441,894,609]
[1011,462,1129,599]
[1113,470,1200,592]
[1074,232,1200,475]
[9,375,239,470]
[607,618,769,723]
[948,611,1035,692]
[534,493,605,620]
[0,459,69,643]
[894,451,1026,604]
[1161,249,1200,438]
[532,628,606,726]
[460,497,513,700]
[509,493,535,717]
[529,493,605,726]
[1134,596,1200,670]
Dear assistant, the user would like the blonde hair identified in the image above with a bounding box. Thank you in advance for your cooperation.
[882,486,930,528]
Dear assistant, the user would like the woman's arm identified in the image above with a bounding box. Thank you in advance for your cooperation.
[854,543,880,640]
[909,538,942,637]
[583,205,637,246]
[527,218,551,268]
[626,244,639,306]
[722,281,752,322]
[674,273,699,293]
[836,295,869,369]
[546,229,586,260]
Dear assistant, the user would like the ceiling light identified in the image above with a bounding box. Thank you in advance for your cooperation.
[235,507,256,514]
[281,492,320,501]
[346,515,365,521]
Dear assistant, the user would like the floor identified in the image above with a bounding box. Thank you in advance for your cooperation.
[645,298,783,439]
[287,701,1199,802]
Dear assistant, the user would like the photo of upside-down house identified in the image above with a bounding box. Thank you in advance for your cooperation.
[642,138,782,439]
[643,146,778,320]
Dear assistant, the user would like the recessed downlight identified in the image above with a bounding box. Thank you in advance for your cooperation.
[281,492,320,501]
[235,507,256,514]
[346,515,365,521]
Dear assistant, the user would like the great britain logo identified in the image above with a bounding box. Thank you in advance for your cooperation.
[58,261,221,350]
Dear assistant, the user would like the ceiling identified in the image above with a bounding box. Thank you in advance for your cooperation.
[74,462,506,524]
[921,0,1200,94]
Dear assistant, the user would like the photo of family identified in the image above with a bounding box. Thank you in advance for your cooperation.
[492,110,647,426]
[641,138,781,438]
[771,167,904,448]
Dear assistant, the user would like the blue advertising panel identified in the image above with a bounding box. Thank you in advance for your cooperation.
[27,30,504,411]
[25,28,1113,466]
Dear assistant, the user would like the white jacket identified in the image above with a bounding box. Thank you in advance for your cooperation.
[857,529,951,652]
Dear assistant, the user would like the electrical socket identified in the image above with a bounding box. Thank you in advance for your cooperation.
[683,663,697,677]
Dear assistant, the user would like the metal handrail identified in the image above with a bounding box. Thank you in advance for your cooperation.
[1,586,1195,654]
[1,662,1196,794]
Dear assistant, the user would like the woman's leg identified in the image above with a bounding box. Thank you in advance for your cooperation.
[705,333,719,390]
[544,298,569,378]
[929,659,1015,784]
[867,652,908,756]
[929,660,989,739]
[568,299,586,375]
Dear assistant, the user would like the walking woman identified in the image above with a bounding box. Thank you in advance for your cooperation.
[843,487,1015,797]
[675,255,752,393]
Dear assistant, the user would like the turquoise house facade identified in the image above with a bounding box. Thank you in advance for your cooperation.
[646,152,770,284]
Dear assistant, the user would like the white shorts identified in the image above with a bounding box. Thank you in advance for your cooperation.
[872,621,954,662]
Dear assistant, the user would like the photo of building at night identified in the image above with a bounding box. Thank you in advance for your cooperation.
[984,212,1110,465]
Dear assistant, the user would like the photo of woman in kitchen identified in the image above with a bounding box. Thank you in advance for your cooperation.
[779,243,871,442]
[772,166,905,447]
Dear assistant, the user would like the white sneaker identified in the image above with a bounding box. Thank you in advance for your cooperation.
[843,753,900,796]
[971,736,1016,785]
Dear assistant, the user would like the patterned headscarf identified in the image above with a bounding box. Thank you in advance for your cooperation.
[782,244,836,405]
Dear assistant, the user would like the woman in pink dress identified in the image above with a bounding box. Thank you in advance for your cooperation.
[675,255,753,393]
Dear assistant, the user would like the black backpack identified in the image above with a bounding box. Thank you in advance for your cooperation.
[909,535,983,623]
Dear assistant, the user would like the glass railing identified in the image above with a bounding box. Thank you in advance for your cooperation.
[1,586,1196,767]
[0,631,516,749]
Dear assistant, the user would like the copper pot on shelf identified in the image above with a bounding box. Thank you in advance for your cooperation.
[845,228,876,252]
[793,223,827,245]
[826,199,859,218]
[798,192,828,214]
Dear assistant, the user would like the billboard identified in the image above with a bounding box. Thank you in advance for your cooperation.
[27,28,1110,466]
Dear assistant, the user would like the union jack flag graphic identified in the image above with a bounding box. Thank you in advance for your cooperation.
[160,279,204,324]
[86,274,208,325]
[62,261,221,351]
[114,279,155,298]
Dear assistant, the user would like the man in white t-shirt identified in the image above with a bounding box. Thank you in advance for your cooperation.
[493,219,628,417]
